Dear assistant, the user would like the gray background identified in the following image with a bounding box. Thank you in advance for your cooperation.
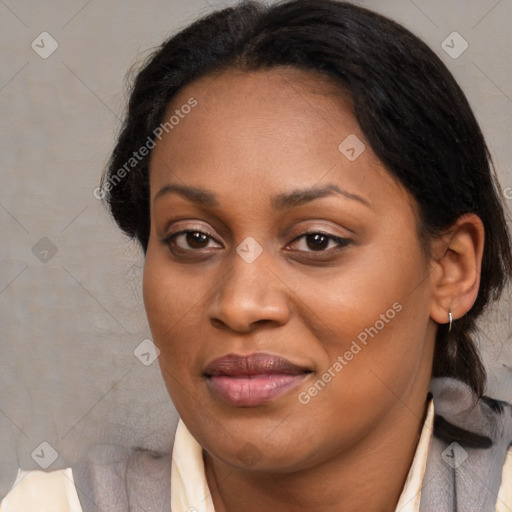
[1,0,511,497]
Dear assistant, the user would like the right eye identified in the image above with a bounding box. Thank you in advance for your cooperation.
[162,229,223,252]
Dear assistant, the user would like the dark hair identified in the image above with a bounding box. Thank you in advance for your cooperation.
[102,0,512,397]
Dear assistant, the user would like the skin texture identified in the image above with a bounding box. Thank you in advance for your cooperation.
[143,66,484,512]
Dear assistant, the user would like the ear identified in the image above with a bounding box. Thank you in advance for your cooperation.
[429,213,485,326]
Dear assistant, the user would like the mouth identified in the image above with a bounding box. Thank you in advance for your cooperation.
[203,352,312,407]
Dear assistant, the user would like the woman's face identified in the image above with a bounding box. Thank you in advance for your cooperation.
[144,67,437,471]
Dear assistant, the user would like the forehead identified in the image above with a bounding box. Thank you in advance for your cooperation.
[164,66,356,144]
[148,66,411,214]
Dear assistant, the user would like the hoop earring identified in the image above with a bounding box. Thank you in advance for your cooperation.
[448,311,453,332]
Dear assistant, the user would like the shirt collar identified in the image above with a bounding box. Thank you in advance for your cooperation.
[395,395,435,511]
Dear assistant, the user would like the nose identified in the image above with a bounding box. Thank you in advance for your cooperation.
[207,249,292,333]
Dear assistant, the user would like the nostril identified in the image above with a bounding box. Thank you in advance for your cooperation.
[210,318,225,329]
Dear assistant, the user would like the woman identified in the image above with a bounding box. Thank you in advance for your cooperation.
[2,0,512,510]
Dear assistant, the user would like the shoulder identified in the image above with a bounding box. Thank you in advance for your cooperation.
[72,443,172,512]
[0,445,172,512]
[430,376,512,446]
[0,467,83,511]
[422,377,512,511]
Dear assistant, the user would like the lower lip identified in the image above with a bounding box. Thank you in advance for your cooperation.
[206,373,308,407]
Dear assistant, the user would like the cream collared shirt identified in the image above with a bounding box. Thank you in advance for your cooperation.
[2,397,511,511]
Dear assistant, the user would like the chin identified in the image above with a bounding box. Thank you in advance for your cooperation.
[198,416,320,472]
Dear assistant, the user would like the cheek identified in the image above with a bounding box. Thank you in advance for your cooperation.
[300,236,432,392]
[143,254,171,334]
[296,278,431,449]
[142,252,207,412]
[142,250,197,363]
[302,246,426,342]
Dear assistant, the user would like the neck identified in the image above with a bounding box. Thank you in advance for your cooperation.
[204,392,431,512]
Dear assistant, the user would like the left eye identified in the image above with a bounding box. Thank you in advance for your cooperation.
[288,232,350,252]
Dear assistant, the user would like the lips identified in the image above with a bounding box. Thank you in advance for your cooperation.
[203,353,311,407]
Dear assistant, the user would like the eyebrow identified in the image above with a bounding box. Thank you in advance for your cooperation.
[154,183,371,210]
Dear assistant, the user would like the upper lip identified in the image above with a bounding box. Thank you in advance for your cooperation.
[203,353,311,377]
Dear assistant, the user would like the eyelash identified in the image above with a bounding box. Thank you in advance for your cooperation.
[161,229,351,256]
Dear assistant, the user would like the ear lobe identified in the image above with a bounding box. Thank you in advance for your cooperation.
[429,213,485,325]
